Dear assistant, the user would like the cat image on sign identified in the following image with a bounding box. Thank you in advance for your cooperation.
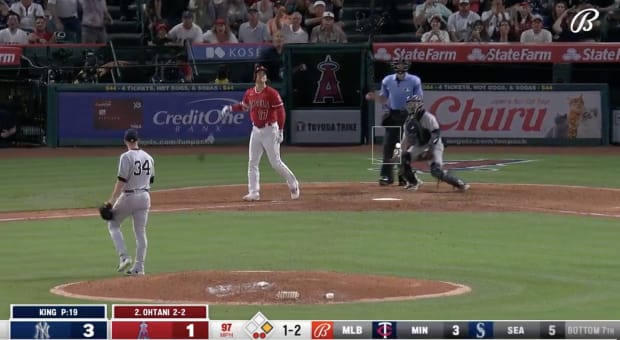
[545,114,568,139]
[576,108,599,138]
[567,94,585,139]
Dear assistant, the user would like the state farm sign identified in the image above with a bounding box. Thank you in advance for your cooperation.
[373,43,620,63]
[0,47,22,66]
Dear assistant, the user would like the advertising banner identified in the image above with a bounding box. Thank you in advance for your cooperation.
[372,42,620,63]
[373,84,606,145]
[56,90,249,146]
[290,110,361,144]
[190,43,272,61]
[0,46,22,66]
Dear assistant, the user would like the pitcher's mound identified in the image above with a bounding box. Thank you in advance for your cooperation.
[52,271,470,305]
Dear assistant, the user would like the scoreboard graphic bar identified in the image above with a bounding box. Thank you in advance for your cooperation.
[3,304,620,339]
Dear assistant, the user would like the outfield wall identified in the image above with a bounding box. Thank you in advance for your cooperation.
[39,42,620,146]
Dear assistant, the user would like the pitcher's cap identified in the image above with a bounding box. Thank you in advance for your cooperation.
[124,128,139,142]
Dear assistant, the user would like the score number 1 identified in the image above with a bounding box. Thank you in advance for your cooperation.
[283,324,301,337]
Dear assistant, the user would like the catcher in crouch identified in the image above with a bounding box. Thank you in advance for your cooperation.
[398,95,470,192]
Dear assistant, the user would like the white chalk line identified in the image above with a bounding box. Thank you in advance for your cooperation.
[0,202,285,223]
[1,182,619,222]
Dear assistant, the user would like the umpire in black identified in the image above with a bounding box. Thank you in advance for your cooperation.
[366,58,423,185]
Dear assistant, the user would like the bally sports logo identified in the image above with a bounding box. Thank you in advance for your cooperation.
[311,321,334,339]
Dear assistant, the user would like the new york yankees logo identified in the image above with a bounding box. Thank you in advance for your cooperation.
[313,55,344,104]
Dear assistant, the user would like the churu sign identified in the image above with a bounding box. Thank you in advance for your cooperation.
[372,43,620,63]
[374,83,606,145]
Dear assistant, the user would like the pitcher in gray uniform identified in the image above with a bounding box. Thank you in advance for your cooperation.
[399,95,470,192]
[105,128,155,275]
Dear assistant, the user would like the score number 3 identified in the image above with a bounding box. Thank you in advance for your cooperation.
[82,323,95,338]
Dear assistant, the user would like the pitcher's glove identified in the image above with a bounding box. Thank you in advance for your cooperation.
[99,202,114,221]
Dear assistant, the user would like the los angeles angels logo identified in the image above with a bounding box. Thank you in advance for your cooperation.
[313,55,344,104]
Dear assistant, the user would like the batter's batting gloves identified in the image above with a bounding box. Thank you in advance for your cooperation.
[220,105,231,119]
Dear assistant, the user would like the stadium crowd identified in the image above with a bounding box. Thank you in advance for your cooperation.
[0,0,618,45]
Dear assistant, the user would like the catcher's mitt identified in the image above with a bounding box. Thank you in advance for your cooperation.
[99,202,114,221]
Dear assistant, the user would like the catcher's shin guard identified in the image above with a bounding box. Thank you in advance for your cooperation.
[430,163,462,188]
[399,151,420,185]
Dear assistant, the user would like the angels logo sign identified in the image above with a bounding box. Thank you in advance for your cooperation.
[313,55,344,104]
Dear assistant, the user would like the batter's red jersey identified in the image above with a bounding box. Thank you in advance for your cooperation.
[241,86,285,128]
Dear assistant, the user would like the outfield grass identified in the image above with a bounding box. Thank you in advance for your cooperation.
[1,149,619,320]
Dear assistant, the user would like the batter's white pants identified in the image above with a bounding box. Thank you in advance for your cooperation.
[248,123,298,195]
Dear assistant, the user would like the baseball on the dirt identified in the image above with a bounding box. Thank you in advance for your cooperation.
[325,292,334,300]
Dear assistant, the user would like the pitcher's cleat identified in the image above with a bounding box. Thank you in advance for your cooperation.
[290,186,300,200]
[125,269,145,276]
[242,193,260,201]
[117,257,132,272]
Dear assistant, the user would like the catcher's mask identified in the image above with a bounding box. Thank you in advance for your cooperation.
[406,95,424,115]
[254,65,268,82]
[391,58,410,75]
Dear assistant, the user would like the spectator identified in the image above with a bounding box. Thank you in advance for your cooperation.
[79,0,113,43]
[421,14,450,42]
[28,15,54,43]
[238,7,271,42]
[511,2,533,37]
[547,0,566,29]
[0,12,29,43]
[213,64,230,83]
[493,18,517,41]
[304,0,325,31]
[194,0,228,32]
[253,0,274,23]
[47,0,80,40]
[268,1,291,35]
[491,20,519,42]
[148,23,172,45]
[262,29,286,81]
[203,18,239,42]
[0,1,10,30]
[9,0,44,32]
[227,0,248,34]
[413,0,452,30]
[468,19,491,40]
[167,10,204,44]
[447,0,481,41]
[520,13,551,41]
[481,0,511,38]
[282,11,308,43]
[309,11,347,43]
[451,0,483,13]
[308,0,343,19]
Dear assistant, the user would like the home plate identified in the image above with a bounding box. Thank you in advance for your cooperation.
[373,198,402,201]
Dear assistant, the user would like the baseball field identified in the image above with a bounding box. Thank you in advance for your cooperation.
[0,145,618,320]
